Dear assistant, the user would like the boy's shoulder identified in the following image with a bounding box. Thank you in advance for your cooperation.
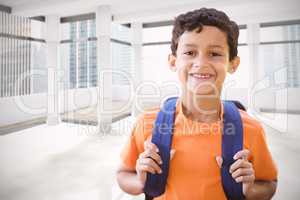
[238,109,265,136]
[137,106,161,122]
[133,107,161,137]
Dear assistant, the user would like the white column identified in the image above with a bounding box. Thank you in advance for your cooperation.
[96,5,112,134]
[247,23,260,114]
[46,15,61,125]
[131,22,143,117]
[131,22,143,85]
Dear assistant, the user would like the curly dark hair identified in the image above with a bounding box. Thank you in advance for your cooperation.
[171,8,239,61]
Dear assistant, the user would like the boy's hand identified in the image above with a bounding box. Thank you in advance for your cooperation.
[216,149,255,197]
[136,139,175,188]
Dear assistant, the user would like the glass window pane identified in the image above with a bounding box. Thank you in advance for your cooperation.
[143,26,172,43]
[61,22,71,40]
[89,19,96,38]
[142,44,176,84]
[88,41,97,87]
[0,14,37,97]
[30,20,45,39]
[259,43,300,87]
[111,42,133,85]
[238,28,247,44]
[31,41,47,93]
[61,20,98,89]
[260,24,300,42]
[78,41,88,88]
[224,46,249,89]
[111,23,130,42]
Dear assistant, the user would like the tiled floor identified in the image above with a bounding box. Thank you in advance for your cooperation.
[0,116,299,200]
[0,101,131,135]
[61,101,131,125]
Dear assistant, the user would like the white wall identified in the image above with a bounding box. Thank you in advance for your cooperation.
[0,93,47,126]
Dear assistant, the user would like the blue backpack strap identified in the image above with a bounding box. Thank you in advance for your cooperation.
[143,97,178,199]
[228,100,246,111]
[221,101,245,200]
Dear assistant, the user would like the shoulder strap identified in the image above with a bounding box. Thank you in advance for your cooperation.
[221,101,245,200]
[143,97,178,199]
[228,100,246,111]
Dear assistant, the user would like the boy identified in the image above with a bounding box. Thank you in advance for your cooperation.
[116,8,278,200]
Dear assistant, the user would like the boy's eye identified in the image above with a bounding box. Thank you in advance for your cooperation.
[209,52,223,57]
[184,51,195,56]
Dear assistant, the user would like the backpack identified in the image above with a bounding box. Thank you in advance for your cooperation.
[143,97,246,200]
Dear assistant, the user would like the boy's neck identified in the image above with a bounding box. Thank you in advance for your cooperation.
[181,94,222,123]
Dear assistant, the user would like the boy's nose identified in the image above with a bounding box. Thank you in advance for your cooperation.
[192,55,209,68]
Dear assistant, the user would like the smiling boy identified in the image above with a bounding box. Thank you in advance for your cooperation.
[117,8,278,200]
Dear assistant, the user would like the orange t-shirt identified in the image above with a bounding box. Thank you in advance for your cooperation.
[120,101,278,200]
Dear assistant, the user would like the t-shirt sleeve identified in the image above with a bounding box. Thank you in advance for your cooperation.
[120,128,139,170]
[251,125,278,181]
[120,114,152,170]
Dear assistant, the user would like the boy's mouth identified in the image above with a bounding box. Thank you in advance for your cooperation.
[189,73,215,80]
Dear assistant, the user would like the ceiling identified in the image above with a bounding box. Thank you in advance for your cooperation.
[0,0,299,24]
[0,0,210,16]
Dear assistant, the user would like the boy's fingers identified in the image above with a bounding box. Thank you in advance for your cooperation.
[170,149,176,160]
[235,174,255,183]
[140,149,162,164]
[138,158,162,174]
[231,168,254,179]
[215,156,223,168]
[137,164,156,174]
[233,149,250,160]
[144,140,159,153]
[229,159,252,173]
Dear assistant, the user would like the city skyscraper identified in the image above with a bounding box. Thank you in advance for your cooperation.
[0,12,32,97]
[68,19,97,89]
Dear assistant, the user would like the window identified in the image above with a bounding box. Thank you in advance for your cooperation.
[142,24,175,84]
[111,23,133,85]
[61,20,134,88]
[111,23,130,42]
[0,12,45,97]
[143,26,173,43]
[111,42,133,85]
[225,27,249,89]
[61,19,97,89]
[259,22,300,88]
[142,44,176,84]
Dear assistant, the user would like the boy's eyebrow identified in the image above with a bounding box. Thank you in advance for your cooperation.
[183,43,225,49]
[183,44,198,48]
[208,45,225,49]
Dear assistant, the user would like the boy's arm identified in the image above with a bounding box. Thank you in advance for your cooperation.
[217,149,277,200]
[229,149,277,199]
[116,163,144,195]
[245,180,277,200]
[117,140,163,196]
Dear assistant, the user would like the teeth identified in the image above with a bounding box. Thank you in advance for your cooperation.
[192,74,212,79]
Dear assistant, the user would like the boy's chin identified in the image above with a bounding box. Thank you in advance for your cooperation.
[195,90,217,96]
[186,86,219,97]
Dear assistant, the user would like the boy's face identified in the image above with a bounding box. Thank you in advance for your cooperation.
[168,25,240,96]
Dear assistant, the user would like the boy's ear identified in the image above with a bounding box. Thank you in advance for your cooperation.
[228,56,240,74]
[168,54,177,72]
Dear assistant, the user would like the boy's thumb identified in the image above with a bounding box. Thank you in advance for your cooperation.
[215,156,223,168]
[170,149,176,160]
